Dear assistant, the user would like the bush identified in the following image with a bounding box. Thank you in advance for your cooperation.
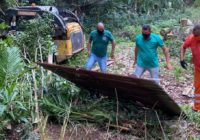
[0,46,31,138]
[194,0,200,7]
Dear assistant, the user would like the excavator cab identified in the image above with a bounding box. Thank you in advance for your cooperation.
[5,6,84,63]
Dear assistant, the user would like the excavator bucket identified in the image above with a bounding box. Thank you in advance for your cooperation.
[38,63,184,116]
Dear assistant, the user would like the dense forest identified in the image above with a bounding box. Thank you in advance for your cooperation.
[1,0,200,139]
[0,0,198,30]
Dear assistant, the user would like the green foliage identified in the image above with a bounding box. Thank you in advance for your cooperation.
[0,46,23,87]
[0,22,9,30]
[182,105,200,127]
[39,0,55,5]
[14,14,54,62]
[194,0,200,7]
[0,46,31,138]
[0,12,56,139]
[41,78,171,139]
[66,50,88,67]
[165,37,183,57]
[1,0,56,8]
[184,7,200,19]
[61,0,188,33]
[0,35,13,47]
[0,86,27,121]
[41,77,165,125]
[173,65,183,81]
[156,19,178,29]
[117,25,138,43]
[4,0,18,7]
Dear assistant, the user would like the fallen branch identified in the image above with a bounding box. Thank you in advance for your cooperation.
[107,124,130,131]
[155,110,167,140]
[115,88,119,132]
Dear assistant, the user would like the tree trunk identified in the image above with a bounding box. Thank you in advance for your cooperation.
[38,37,44,98]
[33,47,39,123]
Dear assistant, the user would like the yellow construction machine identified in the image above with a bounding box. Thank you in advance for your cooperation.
[5,5,84,63]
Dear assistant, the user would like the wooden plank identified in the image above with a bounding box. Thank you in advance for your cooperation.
[38,63,184,116]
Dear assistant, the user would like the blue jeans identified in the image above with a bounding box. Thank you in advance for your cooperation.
[85,53,107,72]
[134,65,160,84]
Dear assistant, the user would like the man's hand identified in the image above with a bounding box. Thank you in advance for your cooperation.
[162,46,173,70]
[133,61,136,68]
[134,47,138,68]
[110,51,115,59]
[88,50,91,57]
[87,40,92,57]
[111,41,116,59]
[180,60,188,69]
[190,57,194,64]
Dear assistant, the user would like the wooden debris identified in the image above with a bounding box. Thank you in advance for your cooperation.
[92,57,124,71]
[107,124,130,131]
[182,86,194,98]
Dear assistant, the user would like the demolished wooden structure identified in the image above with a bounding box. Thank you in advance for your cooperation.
[38,63,184,116]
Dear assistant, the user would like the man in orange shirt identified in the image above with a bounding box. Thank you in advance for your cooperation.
[180,24,200,111]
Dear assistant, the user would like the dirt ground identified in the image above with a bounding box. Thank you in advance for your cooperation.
[45,123,142,140]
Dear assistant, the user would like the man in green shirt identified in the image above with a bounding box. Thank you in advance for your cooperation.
[85,22,116,72]
[133,24,172,84]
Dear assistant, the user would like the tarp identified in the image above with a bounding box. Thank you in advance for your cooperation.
[38,63,184,116]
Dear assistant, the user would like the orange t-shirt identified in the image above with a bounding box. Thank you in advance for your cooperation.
[183,34,200,70]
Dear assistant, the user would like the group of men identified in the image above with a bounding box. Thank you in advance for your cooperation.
[85,22,200,111]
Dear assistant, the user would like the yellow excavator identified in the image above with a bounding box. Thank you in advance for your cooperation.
[5,5,84,63]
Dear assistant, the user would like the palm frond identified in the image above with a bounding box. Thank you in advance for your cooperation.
[0,47,23,88]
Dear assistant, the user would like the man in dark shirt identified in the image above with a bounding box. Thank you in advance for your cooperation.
[85,22,116,72]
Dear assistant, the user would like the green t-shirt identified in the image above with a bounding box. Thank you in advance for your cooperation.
[90,30,114,57]
[135,33,165,68]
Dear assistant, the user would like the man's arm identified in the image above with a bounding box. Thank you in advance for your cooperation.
[162,46,173,70]
[134,47,138,66]
[180,44,186,61]
[180,44,188,69]
[110,41,116,59]
[87,40,92,56]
